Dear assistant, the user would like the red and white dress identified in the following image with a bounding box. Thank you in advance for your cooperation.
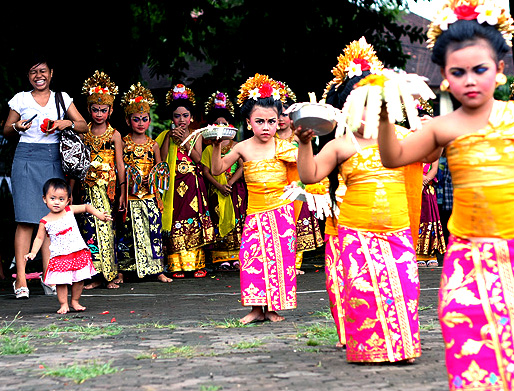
[42,206,97,285]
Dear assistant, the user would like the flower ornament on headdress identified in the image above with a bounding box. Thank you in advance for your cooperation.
[276,81,297,103]
[165,83,196,106]
[120,82,155,117]
[82,70,118,106]
[237,73,286,106]
[427,0,514,48]
[323,37,384,99]
[205,91,235,117]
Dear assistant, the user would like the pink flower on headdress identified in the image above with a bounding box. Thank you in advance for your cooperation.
[214,92,227,109]
[173,84,188,100]
[353,58,371,72]
[454,5,479,20]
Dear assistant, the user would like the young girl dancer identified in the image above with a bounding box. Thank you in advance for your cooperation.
[377,1,514,388]
[211,74,298,324]
[157,84,214,278]
[201,91,247,271]
[79,70,125,289]
[25,178,111,314]
[117,83,171,283]
[296,38,422,363]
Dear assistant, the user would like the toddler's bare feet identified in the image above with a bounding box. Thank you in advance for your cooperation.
[71,300,86,312]
[240,307,265,324]
[106,281,119,289]
[57,304,69,314]
[264,310,285,322]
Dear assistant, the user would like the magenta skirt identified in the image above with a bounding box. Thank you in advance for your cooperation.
[239,203,297,311]
[338,226,421,362]
[439,235,514,390]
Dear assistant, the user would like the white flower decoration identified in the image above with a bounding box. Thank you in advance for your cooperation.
[436,7,458,30]
[476,2,501,25]
[249,88,260,100]
[346,61,363,79]
[272,89,281,101]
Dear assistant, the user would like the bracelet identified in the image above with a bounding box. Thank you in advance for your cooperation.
[119,181,126,186]
[12,123,21,134]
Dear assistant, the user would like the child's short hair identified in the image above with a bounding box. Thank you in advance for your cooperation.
[43,178,71,197]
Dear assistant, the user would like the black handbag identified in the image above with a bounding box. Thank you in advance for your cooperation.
[55,92,91,180]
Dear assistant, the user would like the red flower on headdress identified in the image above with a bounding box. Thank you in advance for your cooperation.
[353,58,371,72]
[454,5,479,20]
[258,82,274,98]
[135,96,143,103]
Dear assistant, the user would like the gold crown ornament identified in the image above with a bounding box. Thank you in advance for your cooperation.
[120,82,155,117]
[166,84,196,106]
[205,91,235,116]
[427,0,514,49]
[322,37,384,99]
[237,73,286,106]
[82,70,118,106]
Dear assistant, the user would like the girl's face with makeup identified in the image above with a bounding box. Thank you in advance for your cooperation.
[443,39,503,109]
[246,105,278,142]
[128,113,151,134]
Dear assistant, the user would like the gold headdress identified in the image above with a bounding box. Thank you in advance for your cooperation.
[427,0,514,49]
[276,81,297,103]
[166,84,196,106]
[237,73,286,106]
[205,91,235,116]
[82,70,118,106]
[120,82,155,117]
[323,37,383,99]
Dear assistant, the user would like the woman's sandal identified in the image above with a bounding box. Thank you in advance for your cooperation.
[13,281,29,299]
[172,272,185,278]
[426,259,439,267]
[194,269,207,278]
[417,261,427,267]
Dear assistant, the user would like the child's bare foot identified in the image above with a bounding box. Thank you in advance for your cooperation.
[84,281,102,290]
[264,310,285,322]
[70,300,86,312]
[295,269,305,275]
[240,307,265,324]
[113,273,124,284]
[157,273,173,283]
[57,304,69,314]
[336,342,346,348]
[106,281,119,289]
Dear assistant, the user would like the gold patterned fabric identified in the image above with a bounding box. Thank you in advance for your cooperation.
[447,100,514,239]
[117,134,164,278]
[243,138,297,215]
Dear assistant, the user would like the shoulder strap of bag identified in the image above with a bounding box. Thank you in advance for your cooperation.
[55,92,68,120]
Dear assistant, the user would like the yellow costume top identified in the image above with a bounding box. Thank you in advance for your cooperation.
[338,127,422,236]
[123,134,156,200]
[243,138,297,215]
[447,100,514,239]
[83,124,117,201]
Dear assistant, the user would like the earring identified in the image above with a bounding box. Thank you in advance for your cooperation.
[247,124,252,130]
[440,79,450,92]
[496,73,507,87]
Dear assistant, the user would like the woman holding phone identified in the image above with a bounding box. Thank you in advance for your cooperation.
[3,58,87,298]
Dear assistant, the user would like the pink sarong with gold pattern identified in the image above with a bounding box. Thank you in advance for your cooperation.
[239,139,298,311]
[338,129,422,362]
[440,100,514,390]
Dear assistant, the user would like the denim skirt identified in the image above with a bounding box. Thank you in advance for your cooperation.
[11,143,64,224]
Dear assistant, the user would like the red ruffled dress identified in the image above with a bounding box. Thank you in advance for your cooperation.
[42,206,97,285]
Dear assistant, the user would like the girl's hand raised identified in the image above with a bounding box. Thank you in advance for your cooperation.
[295,126,315,144]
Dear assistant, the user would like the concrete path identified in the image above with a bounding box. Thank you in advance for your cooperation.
[0,264,447,391]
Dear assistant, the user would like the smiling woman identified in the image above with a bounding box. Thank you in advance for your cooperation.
[3,57,88,299]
